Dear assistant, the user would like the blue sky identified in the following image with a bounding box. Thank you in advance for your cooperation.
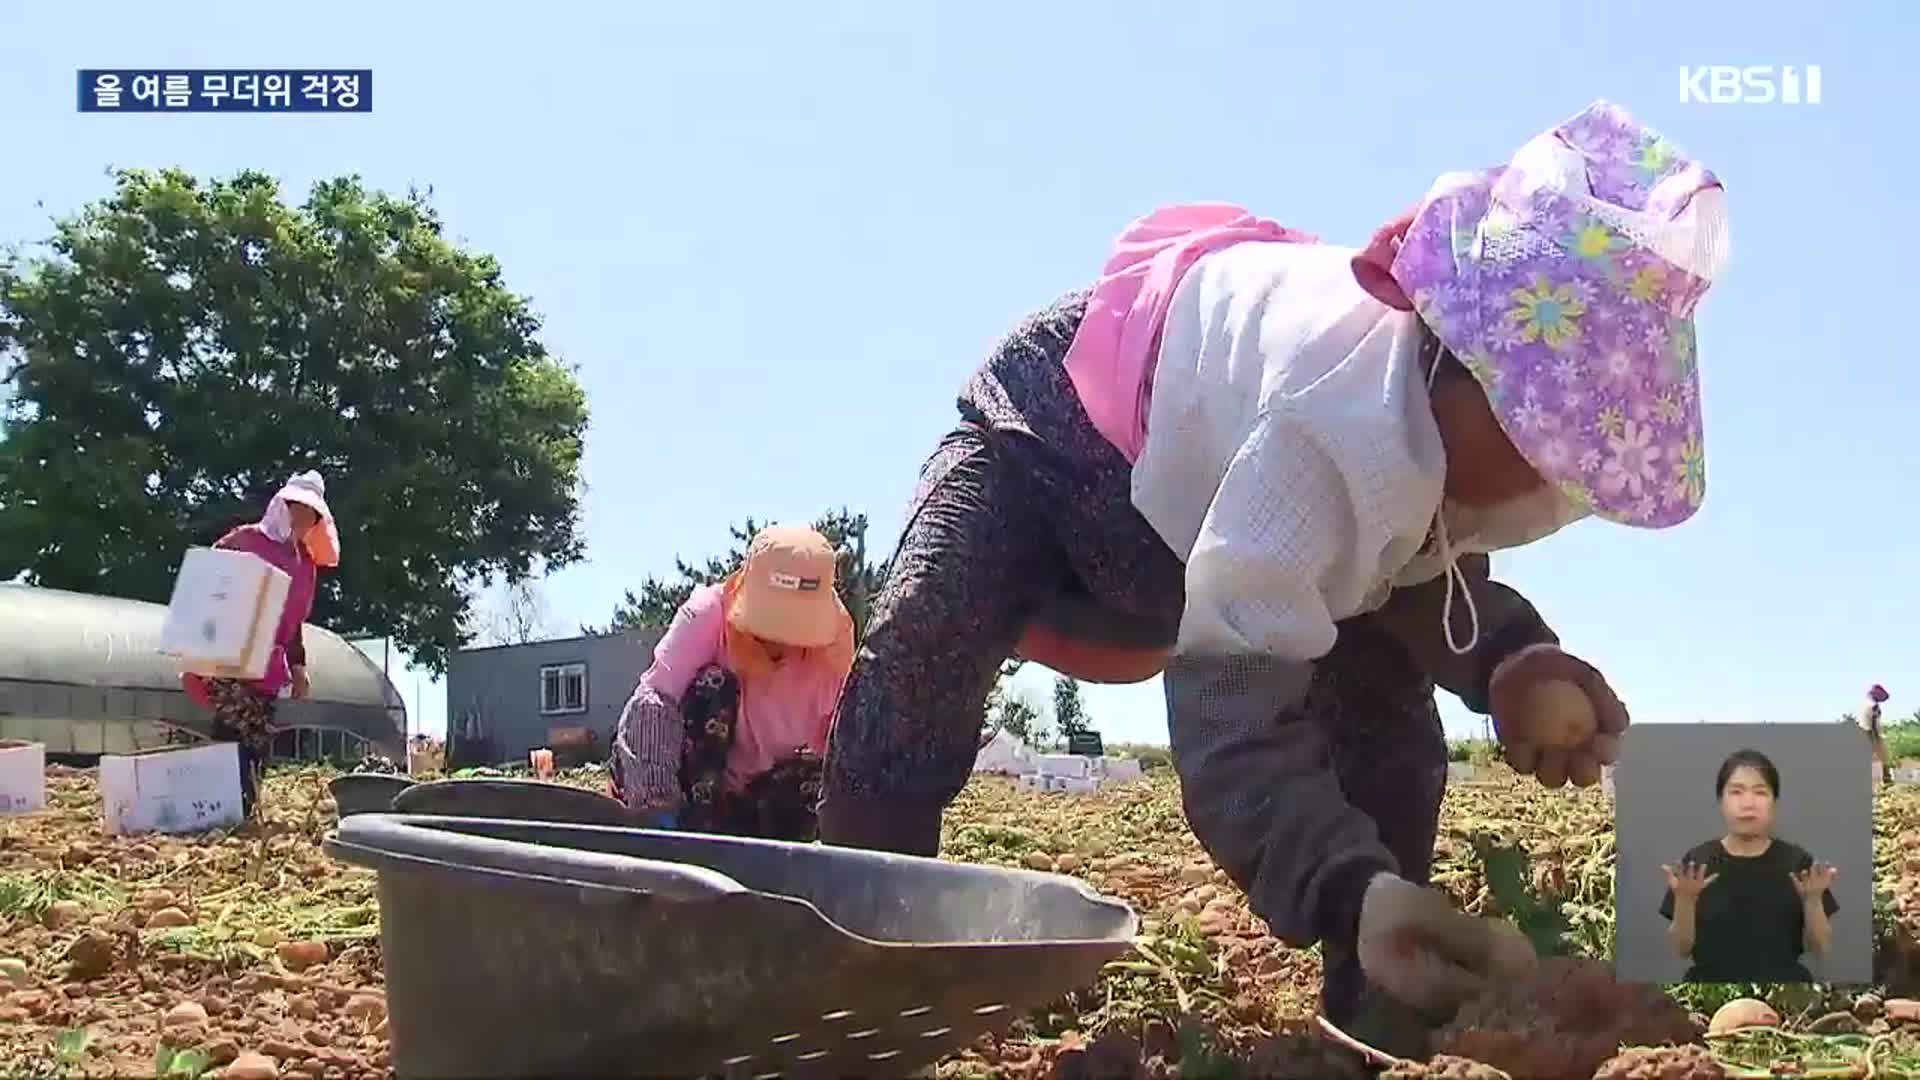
[3,1,1913,745]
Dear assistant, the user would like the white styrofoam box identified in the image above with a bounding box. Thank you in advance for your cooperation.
[973,732,1039,776]
[0,741,46,814]
[1602,763,1616,797]
[1053,776,1099,794]
[160,547,292,681]
[1446,762,1482,782]
[1101,759,1145,784]
[1034,754,1091,779]
[100,743,244,835]
[1018,774,1047,791]
[1893,766,1920,785]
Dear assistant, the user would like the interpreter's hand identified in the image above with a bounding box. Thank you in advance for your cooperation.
[1663,861,1718,901]
[1792,862,1838,901]
[1357,872,1539,1017]
[1487,644,1629,789]
[290,666,311,700]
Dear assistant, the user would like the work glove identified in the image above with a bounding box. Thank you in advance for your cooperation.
[1356,872,1537,1017]
[1488,644,1630,789]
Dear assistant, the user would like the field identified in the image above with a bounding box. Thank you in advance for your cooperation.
[5,762,1920,1079]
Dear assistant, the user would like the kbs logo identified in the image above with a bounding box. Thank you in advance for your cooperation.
[1679,65,1822,105]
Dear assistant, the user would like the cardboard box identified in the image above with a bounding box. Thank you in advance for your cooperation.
[547,725,593,748]
[0,741,46,814]
[546,726,599,767]
[100,743,244,835]
[160,547,292,681]
[407,744,445,776]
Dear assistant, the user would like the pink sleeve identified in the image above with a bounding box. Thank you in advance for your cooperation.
[215,526,282,565]
[638,585,726,702]
[807,666,852,754]
[808,708,835,756]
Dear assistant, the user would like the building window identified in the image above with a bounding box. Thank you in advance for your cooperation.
[540,663,587,715]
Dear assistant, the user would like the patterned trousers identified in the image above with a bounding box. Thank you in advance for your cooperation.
[204,678,276,817]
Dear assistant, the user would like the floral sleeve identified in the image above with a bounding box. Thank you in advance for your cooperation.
[612,684,686,813]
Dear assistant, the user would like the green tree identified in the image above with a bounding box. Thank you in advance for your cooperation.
[993,690,1048,749]
[982,657,1043,744]
[468,579,555,646]
[600,509,886,639]
[0,168,587,671]
[1053,674,1093,739]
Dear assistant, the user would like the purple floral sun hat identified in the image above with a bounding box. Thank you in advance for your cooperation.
[1366,100,1730,528]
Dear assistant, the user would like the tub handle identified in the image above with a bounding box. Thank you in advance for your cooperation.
[329,814,747,902]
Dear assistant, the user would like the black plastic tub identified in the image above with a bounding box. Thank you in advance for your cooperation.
[327,774,416,818]
[388,777,634,826]
[326,814,1137,1078]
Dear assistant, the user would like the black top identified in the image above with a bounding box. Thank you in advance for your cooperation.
[1659,837,1838,982]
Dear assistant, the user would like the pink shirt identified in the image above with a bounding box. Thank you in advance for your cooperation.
[1060,204,1317,462]
[212,524,317,696]
[638,584,841,792]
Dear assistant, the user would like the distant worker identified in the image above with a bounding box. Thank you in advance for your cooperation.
[608,525,854,840]
[182,471,339,819]
[1862,683,1891,788]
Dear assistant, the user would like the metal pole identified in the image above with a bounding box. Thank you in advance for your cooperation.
[388,638,411,776]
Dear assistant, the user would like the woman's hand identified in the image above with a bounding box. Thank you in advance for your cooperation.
[1792,863,1838,900]
[290,665,311,700]
[1663,861,1718,901]
[1487,645,1629,788]
[1357,872,1539,1015]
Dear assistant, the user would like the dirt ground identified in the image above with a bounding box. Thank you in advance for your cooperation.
[5,764,1920,1079]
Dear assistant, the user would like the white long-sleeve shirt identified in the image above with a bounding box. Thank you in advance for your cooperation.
[1130,242,1593,952]
[1130,241,1450,661]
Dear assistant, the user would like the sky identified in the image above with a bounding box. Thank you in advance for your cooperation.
[2,1,1913,746]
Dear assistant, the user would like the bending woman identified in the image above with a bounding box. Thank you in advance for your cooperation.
[609,525,853,840]
[1661,748,1839,982]
[821,100,1728,1024]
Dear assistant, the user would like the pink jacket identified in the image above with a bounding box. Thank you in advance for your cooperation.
[1061,204,1316,461]
[615,584,843,809]
[212,524,317,696]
